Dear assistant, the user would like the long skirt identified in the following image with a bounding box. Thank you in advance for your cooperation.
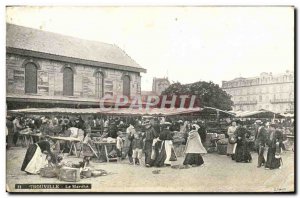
[154,140,173,167]
[265,147,282,169]
[234,142,252,163]
[183,153,204,166]
[227,143,237,155]
[144,140,153,165]
[21,144,47,174]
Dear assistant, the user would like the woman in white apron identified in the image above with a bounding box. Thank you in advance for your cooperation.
[21,140,54,174]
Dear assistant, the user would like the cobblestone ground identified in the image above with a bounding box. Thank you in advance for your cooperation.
[6,147,294,193]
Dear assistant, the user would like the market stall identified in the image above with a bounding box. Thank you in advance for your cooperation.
[234,109,285,119]
[8,107,202,117]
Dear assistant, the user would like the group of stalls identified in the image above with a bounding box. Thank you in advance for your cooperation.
[7,107,294,158]
[8,107,236,159]
[8,107,294,182]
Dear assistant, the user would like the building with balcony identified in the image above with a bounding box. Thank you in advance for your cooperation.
[6,23,146,109]
[222,71,294,113]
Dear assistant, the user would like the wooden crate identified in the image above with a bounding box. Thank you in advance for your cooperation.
[59,167,80,182]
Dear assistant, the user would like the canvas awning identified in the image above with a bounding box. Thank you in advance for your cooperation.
[7,107,203,117]
[233,109,285,119]
[280,113,294,118]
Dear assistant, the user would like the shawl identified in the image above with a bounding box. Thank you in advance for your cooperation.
[184,130,207,154]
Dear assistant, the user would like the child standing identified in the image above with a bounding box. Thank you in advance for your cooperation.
[116,131,124,163]
[132,133,143,165]
[82,132,94,167]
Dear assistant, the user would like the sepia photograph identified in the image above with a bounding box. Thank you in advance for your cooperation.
[5,6,295,193]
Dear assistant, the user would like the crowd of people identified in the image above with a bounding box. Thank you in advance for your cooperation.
[226,119,293,170]
[5,114,294,175]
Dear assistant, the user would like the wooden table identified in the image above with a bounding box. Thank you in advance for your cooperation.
[50,136,81,157]
[49,136,99,159]
[93,141,117,163]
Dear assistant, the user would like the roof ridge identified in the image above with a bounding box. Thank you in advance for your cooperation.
[7,23,114,47]
[112,43,141,68]
[6,23,145,71]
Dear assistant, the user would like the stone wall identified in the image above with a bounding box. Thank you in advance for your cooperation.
[6,53,142,99]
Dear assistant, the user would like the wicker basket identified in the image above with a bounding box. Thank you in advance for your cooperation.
[217,144,227,155]
[40,166,58,178]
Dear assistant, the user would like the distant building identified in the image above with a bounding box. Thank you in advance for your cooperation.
[141,77,170,102]
[222,71,294,113]
[6,23,146,109]
[152,77,170,95]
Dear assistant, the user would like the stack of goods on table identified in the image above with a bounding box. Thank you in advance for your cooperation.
[282,134,294,151]
[172,131,186,157]
[101,137,117,143]
[92,136,118,160]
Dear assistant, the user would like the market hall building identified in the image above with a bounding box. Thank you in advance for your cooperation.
[6,23,146,110]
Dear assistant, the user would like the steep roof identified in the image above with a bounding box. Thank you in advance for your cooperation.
[6,23,146,72]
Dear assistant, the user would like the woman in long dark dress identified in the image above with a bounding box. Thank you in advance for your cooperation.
[234,124,252,163]
[154,123,176,167]
[265,127,283,169]
[21,140,54,174]
[143,122,158,167]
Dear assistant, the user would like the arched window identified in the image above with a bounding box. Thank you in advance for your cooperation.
[123,75,130,96]
[25,63,38,94]
[63,67,74,96]
[95,72,104,98]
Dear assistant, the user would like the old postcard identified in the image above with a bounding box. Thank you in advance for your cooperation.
[5,6,295,193]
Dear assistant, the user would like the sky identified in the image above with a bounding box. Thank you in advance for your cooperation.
[6,6,294,91]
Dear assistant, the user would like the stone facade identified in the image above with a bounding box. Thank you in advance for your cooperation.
[6,23,146,109]
[222,71,294,113]
[152,77,170,95]
[6,53,142,109]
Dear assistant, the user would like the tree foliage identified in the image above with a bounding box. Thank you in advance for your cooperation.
[161,81,234,110]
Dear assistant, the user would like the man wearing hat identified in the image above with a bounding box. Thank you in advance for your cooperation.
[256,121,268,168]
[143,120,158,167]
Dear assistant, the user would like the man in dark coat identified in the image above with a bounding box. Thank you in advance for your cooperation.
[143,121,158,167]
[256,121,268,168]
